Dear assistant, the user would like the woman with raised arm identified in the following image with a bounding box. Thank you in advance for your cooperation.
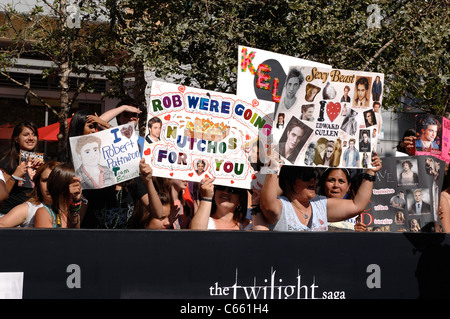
[190,178,251,230]
[34,163,86,228]
[260,151,382,231]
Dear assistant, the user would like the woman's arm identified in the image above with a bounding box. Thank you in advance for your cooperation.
[260,149,283,225]
[67,176,83,228]
[0,202,28,227]
[0,177,8,202]
[327,153,382,222]
[99,105,141,123]
[439,191,450,232]
[4,162,27,193]
[86,113,111,131]
[138,158,163,219]
[189,178,214,230]
[34,206,54,228]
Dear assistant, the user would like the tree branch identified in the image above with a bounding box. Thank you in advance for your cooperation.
[0,70,59,116]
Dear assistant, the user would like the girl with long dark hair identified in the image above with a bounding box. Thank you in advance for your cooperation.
[0,121,43,215]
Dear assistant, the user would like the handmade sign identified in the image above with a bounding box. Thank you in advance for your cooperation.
[270,66,384,169]
[414,114,450,163]
[360,156,444,232]
[143,80,275,189]
[236,46,384,169]
[69,123,141,189]
[236,45,331,118]
[18,150,44,188]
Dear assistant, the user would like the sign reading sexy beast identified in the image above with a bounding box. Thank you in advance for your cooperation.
[69,123,141,189]
[143,80,274,189]
[271,65,384,169]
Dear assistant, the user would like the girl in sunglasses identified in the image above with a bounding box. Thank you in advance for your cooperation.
[260,151,382,231]
[190,180,251,230]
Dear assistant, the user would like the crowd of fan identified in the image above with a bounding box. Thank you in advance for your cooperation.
[0,100,448,232]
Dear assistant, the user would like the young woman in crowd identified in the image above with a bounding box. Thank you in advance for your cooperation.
[260,151,382,231]
[129,192,173,229]
[316,168,367,231]
[128,158,173,229]
[58,109,111,163]
[152,176,193,229]
[34,163,86,228]
[57,108,149,229]
[0,121,43,215]
[190,178,251,230]
[0,161,59,228]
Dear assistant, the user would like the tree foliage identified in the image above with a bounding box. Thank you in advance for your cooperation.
[0,0,112,150]
[111,0,449,116]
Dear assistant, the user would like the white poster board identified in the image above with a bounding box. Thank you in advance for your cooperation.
[0,272,23,299]
[143,80,275,189]
[69,123,141,189]
[272,66,384,168]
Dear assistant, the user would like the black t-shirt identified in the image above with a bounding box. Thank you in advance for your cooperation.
[81,177,147,229]
[0,157,33,215]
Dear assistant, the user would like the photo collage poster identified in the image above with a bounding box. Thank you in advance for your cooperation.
[18,150,44,188]
[69,123,141,190]
[273,66,384,169]
[143,80,275,190]
[414,114,450,163]
[360,156,444,232]
[236,45,384,169]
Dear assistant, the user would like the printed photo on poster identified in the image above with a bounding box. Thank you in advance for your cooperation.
[360,156,444,232]
[268,66,385,169]
[414,114,450,163]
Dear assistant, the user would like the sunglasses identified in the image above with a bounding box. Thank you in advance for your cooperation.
[123,112,139,118]
[299,168,316,182]
[215,185,241,194]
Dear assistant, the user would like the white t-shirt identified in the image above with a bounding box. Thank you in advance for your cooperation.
[20,202,43,228]
[270,195,328,231]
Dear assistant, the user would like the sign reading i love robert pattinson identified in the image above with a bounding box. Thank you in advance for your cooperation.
[142,80,275,189]
[70,123,141,190]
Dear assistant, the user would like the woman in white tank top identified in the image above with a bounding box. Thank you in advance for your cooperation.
[0,161,58,228]
[259,152,382,232]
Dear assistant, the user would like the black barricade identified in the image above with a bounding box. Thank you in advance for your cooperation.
[1,229,450,300]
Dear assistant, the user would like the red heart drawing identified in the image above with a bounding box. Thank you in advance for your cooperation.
[326,102,341,122]
[178,86,185,93]
[230,180,234,184]
[144,148,151,156]
[205,174,209,178]
[164,114,171,121]
[252,99,259,107]
[188,172,194,177]
[251,174,257,180]
[170,172,174,177]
